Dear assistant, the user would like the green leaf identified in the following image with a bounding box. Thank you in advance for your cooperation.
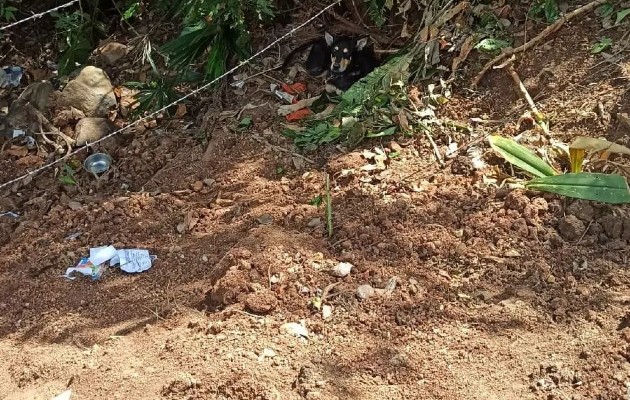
[616,8,630,25]
[474,38,510,52]
[366,126,397,138]
[59,175,76,186]
[239,116,252,128]
[525,173,630,204]
[309,194,323,206]
[122,2,140,21]
[543,0,559,22]
[597,3,615,18]
[488,135,558,178]
[591,37,613,54]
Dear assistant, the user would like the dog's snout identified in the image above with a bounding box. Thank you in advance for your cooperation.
[332,63,341,71]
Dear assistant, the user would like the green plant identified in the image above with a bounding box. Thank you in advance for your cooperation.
[160,0,275,82]
[125,77,182,117]
[59,163,77,185]
[591,37,613,53]
[488,135,630,204]
[282,53,412,150]
[0,0,17,21]
[529,0,560,23]
[364,0,392,26]
[52,10,107,75]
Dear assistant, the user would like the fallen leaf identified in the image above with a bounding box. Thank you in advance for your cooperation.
[174,103,187,118]
[397,109,411,131]
[16,155,43,166]
[6,145,28,157]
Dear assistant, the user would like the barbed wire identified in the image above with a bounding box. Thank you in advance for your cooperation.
[0,0,341,191]
[0,0,80,32]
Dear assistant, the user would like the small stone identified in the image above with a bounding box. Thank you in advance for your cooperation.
[321,305,332,320]
[68,201,82,210]
[504,249,521,257]
[203,178,215,186]
[280,322,309,338]
[330,262,353,277]
[202,255,209,262]
[566,200,594,222]
[356,284,375,300]
[75,117,115,145]
[599,214,623,239]
[257,214,273,225]
[98,41,129,65]
[557,215,585,241]
[192,181,203,191]
[245,290,278,314]
[258,348,277,361]
[307,218,322,228]
[389,141,403,153]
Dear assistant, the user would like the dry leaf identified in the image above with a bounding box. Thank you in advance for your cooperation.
[175,103,187,118]
[6,145,28,157]
[16,155,43,166]
[397,109,411,131]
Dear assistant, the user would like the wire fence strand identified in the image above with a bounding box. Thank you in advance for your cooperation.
[0,0,80,31]
[0,0,341,191]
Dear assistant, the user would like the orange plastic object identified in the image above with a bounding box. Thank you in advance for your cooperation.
[281,82,307,95]
[286,108,312,122]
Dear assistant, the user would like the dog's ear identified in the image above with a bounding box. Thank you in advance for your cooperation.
[324,31,334,46]
[356,37,369,51]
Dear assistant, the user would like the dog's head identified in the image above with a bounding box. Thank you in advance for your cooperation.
[325,32,369,73]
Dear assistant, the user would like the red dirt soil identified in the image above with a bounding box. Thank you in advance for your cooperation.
[2,5,630,400]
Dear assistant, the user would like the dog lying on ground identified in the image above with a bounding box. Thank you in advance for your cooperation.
[277,31,379,94]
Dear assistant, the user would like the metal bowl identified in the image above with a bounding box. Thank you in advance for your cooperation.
[84,153,112,174]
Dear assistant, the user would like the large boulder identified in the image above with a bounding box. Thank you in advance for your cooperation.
[59,66,117,117]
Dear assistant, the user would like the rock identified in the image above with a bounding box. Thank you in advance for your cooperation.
[389,141,403,153]
[356,284,375,300]
[52,107,86,127]
[511,218,529,236]
[245,290,278,314]
[524,197,548,224]
[98,41,129,65]
[599,214,623,239]
[557,215,585,241]
[67,201,82,210]
[321,305,332,320]
[257,214,273,225]
[566,200,594,222]
[307,218,322,227]
[17,81,54,112]
[280,322,308,338]
[192,181,203,191]
[59,66,117,117]
[330,262,353,277]
[622,218,630,240]
[504,190,530,212]
[75,117,114,145]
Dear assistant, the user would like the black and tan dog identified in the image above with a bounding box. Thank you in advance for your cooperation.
[278,31,379,94]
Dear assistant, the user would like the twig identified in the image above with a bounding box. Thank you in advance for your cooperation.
[472,0,609,88]
[325,173,333,238]
[505,59,550,135]
[576,220,593,244]
[326,9,389,45]
[422,127,445,167]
